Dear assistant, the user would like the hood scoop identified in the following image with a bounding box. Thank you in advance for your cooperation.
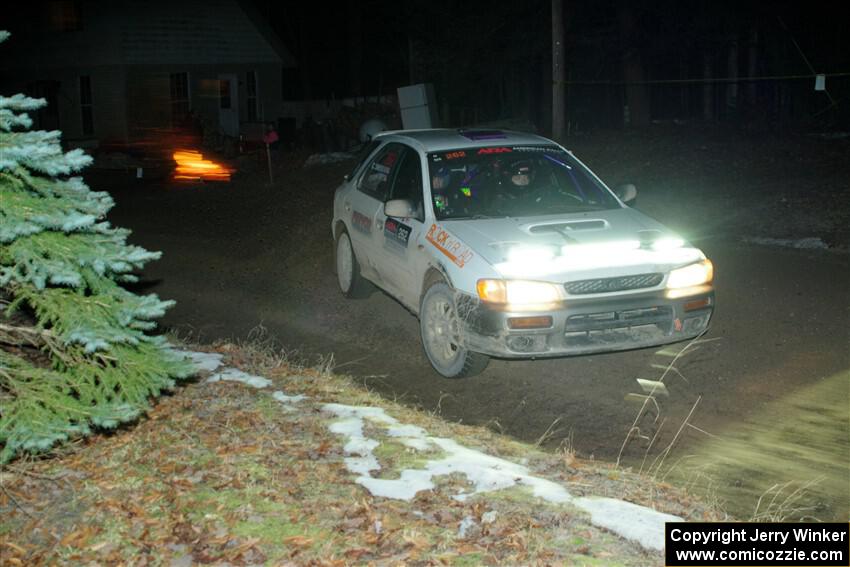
[528,220,608,234]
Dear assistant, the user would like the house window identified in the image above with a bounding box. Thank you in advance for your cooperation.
[170,72,190,126]
[246,71,258,121]
[79,75,93,136]
[48,0,82,32]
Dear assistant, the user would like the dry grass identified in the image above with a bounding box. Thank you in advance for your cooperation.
[0,339,724,565]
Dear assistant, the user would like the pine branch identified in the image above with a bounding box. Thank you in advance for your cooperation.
[0,321,76,367]
[0,322,51,348]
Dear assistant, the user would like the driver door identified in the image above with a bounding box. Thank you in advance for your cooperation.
[372,146,427,308]
[347,143,403,279]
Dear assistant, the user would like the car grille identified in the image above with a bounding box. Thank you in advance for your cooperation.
[565,306,673,332]
[564,306,674,347]
[564,273,663,295]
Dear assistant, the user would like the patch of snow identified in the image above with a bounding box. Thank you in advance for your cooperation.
[324,403,398,425]
[573,496,680,552]
[744,236,829,250]
[272,391,307,404]
[346,455,381,475]
[321,402,680,551]
[457,515,476,538]
[329,417,363,437]
[387,424,427,438]
[357,469,435,500]
[345,437,379,457]
[169,349,224,373]
[303,152,354,167]
[329,416,380,474]
[481,510,497,524]
[206,367,271,389]
[426,437,572,504]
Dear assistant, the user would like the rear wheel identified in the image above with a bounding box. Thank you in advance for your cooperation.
[420,282,489,378]
[335,229,371,298]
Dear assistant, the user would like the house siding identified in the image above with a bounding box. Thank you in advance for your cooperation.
[92,66,129,142]
[125,63,282,142]
[0,65,127,143]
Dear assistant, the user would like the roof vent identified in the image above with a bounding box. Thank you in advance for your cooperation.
[458,129,506,141]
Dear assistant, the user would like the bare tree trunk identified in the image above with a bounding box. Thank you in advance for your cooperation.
[747,28,759,106]
[618,5,649,127]
[347,0,362,100]
[703,51,714,121]
[408,36,415,85]
[551,0,566,140]
[296,11,312,100]
[726,37,739,116]
[680,52,688,118]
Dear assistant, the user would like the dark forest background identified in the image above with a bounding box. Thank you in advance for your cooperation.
[262,0,850,134]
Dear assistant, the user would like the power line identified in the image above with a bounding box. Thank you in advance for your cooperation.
[557,71,850,87]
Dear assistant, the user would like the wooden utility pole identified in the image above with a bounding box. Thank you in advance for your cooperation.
[618,5,649,127]
[551,0,566,140]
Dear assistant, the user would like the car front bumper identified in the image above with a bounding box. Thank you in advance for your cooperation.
[459,288,714,359]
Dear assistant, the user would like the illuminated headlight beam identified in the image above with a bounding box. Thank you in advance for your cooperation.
[666,259,714,289]
[477,279,563,310]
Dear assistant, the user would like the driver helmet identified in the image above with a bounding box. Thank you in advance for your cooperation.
[506,160,534,187]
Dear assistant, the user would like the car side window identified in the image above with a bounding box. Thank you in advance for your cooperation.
[346,139,381,180]
[357,144,402,202]
[388,148,425,222]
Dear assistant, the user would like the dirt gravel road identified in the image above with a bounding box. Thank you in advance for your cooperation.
[100,127,849,520]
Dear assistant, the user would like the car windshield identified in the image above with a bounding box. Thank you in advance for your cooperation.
[427,145,620,220]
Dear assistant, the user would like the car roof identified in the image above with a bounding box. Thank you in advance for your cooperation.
[373,128,558,153]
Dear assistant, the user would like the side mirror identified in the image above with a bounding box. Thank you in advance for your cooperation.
[384,199,415,219]
[615,183,637,205]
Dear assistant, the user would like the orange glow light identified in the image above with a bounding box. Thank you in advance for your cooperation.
[172,149,234,182]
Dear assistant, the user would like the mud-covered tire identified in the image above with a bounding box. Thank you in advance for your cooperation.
[420,282,489,378]
[335,229,372,298]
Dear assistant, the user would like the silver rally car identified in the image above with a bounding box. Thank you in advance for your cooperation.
[332,129,714,378]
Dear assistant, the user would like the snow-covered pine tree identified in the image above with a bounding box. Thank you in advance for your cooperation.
[0,31,192,463]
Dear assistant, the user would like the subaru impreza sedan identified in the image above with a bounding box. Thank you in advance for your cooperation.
[331,129,714,378]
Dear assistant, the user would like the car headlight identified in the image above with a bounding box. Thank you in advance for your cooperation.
[477,279,563,309]
[666,259,714,289]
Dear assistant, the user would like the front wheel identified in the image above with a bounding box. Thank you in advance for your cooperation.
[420,282,489,378]
[335,229,372,298]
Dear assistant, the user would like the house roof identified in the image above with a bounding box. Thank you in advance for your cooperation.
[1,0,296,70]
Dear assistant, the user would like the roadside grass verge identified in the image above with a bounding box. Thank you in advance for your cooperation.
[1,340,721,565]
[658,369,850,523]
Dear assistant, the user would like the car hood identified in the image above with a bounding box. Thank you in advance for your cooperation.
[441,207,705,281]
